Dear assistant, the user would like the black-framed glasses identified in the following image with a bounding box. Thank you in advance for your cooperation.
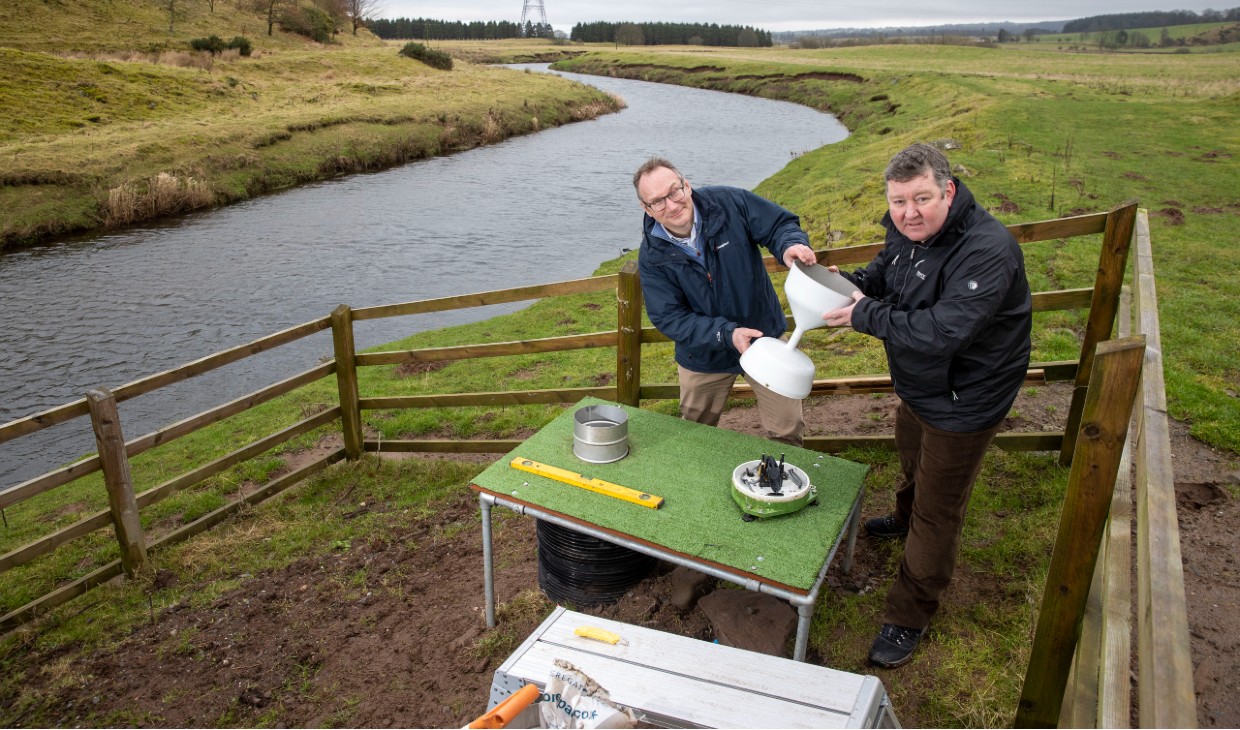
[643,180,687,213]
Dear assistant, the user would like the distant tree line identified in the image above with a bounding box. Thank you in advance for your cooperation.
[570,21,772,47]
[368,17,552,40]
[775,22,1064,43]
[1063,8,1240,33]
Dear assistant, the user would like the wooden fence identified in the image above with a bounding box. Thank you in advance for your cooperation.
[1045,210,1197,728]
[0,205,1196,726]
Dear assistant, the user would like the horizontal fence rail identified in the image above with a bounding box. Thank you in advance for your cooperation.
[0,317,332,447]
[351,275,619,321]
[0,362,337,510]
[355,331,620,367]
[360,387,616,411]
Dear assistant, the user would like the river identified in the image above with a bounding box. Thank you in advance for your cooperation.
[0,64,848,489]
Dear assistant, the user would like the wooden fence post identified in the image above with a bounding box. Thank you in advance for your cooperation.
[86,388,148,576]
[331,304,363,460]
[1015,336,1146,728]
[616,260,643,406]
[1059,202,1137,465]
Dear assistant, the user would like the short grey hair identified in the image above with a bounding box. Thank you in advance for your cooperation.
[884,143,952,192]
[633,157,682,194]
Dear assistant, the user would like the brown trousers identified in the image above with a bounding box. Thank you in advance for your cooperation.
[676,365,804,447]
[883,400,1003,630]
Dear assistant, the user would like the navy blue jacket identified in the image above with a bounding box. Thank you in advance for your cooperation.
[638,186,809,374]
[844,179,1032,431]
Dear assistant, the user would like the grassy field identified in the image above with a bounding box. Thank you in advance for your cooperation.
[1,34,1238,728]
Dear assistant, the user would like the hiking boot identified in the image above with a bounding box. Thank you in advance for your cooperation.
[868,623,924,668]
[865,513,909,539]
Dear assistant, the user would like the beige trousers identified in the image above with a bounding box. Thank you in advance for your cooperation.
[677,365,804,446]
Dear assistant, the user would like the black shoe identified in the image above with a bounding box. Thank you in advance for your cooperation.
[868,623,924,668]
[865,513,909,539]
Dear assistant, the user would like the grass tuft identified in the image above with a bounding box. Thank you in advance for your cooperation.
[104,171,214,225]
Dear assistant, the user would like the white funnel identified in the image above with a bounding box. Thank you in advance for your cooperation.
[739,262,859,399]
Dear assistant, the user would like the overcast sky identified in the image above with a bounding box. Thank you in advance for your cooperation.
[377,0,1229,32]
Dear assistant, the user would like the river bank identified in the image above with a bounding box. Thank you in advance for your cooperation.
[0,47,621,249]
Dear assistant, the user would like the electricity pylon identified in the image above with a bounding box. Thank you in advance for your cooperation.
[519,0,549,35]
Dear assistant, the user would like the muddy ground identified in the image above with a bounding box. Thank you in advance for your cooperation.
[2,383,1237,728]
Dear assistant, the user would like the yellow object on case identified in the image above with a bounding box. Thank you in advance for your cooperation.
[574,626,625,645]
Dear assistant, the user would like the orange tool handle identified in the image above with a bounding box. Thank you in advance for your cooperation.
[467,683,541,729]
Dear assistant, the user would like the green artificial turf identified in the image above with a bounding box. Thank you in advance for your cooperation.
[472,397,869,591]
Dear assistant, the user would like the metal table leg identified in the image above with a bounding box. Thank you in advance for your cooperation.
[792,598,815,662]
[481,494,496,628]
[843,486,864,574]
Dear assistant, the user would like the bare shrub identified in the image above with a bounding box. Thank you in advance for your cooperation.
[104,172,214,226]
[480,112,504,144]
[570,98,624,121]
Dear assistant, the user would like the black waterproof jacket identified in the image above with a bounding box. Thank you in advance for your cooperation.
[843,179,1032,432]
[638,186,809,374]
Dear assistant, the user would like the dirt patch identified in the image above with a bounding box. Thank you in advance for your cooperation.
[990,193,1022,214]
[3,384,1237,728]
[1122,171,1149,181]
[1191,203,1240,216]
[1153,207,1187,225]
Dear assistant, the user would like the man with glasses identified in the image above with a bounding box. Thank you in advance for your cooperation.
[633,157,818,446]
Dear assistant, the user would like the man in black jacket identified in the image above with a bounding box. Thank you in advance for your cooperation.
[635,157,818,445]
[823,143,1032,668]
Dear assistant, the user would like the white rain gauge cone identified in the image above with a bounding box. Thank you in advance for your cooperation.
[739,262,859,399]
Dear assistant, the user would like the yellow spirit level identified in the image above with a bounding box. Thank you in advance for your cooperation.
[509,457,664,510]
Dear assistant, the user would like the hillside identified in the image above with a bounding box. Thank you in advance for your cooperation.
[0,0,383,53]
[0,3,622,247]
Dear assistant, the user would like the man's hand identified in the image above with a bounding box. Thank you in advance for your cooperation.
[782,244,817,269]
[733,327,764,354]
[823,291,865,328]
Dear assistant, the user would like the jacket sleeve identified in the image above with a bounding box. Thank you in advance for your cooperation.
[851,236,1018,357]
[841,245,893,299]
[639,258,740,354]
[736,189,809,265]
